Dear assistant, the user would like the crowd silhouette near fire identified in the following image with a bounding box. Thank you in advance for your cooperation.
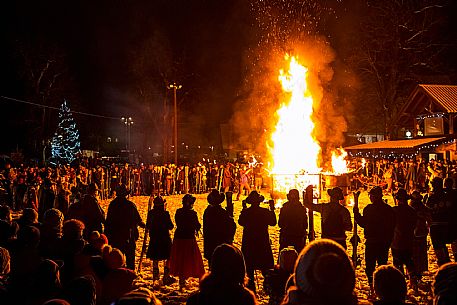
[1,156,457,305]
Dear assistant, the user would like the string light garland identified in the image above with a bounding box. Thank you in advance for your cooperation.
[51,100,81,163]
[347,139,456,159]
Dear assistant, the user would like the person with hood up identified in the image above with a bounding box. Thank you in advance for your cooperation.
[145,196,174,284]
[187,243,258,305]
[203,189,236,265]
[238,190,277,292]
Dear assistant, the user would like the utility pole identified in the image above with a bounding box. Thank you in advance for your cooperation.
[168,83,182,165]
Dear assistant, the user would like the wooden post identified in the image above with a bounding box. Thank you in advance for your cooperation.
[449,113,454,135]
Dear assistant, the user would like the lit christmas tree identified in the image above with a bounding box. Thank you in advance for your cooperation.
[51,100,81,163]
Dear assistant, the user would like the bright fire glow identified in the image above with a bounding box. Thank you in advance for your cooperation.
[269,55,322,198]
[331,147,349,175]
[270,55,321,175]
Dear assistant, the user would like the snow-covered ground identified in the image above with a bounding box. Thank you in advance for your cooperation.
[100,191,445,305]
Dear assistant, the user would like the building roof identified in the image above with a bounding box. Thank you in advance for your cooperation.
[419,85,457,113]
[345,137,445,150]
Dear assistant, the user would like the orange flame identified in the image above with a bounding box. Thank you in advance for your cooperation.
[270,55,321,175]
[331,147,349,175]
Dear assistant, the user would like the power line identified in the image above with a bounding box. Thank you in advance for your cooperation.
[0,95,120,120]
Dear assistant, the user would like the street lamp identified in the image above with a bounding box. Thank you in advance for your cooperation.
[121,117,134,152]
[167,83,182,165]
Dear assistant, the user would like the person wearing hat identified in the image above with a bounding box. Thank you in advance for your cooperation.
[167,194,205,290]
[203,189,236,265]
[145,196,175,284]
[391,188,417,284]
[425,177,453,265]
[238,190,276,292]
[278,189,308,253]
[354,186,396,288]
[282,239,357,305]
[80,183,105,238]
[105,184,145,270]
[114,287,162,305]
[304,186,352,249]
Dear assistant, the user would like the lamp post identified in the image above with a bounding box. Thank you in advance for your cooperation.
[167,83,182,165]
[121,117,134,152]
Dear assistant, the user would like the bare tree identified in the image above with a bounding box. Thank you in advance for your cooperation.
[353,0,454,137]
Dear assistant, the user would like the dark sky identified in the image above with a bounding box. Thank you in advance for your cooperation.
[0,0,253,154]
[1,0,456,156]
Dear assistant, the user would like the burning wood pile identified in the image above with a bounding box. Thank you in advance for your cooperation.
[268,55,350,199]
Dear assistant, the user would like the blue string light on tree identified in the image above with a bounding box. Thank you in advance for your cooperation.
[51,100,81,164]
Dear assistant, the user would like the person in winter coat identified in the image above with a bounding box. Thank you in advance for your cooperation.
[239,190,277,292]
[354,186,396,287]
[444,178,457,262]
[187,243,258,305]
[425,177,453,265]
[264,247,298,305]
[391,189,417,284]
[105,184,145,270]
[278,189,308,252]
[281,239,357,305]
[167,194,205,290]
[146,196,174,284]
[203,189,236,265]
[409,191,431,282]
[305,186,352,249]
[80,183,105,237]
[373,265,414,305]
[38,178,56,221]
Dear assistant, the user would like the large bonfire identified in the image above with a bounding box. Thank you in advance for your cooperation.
[269,55,348,196]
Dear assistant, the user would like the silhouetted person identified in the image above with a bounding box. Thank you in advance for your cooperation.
[278,189,308,252]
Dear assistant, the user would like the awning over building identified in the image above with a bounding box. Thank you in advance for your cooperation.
[345,137,446,150]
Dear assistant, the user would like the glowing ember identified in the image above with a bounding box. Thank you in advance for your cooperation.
[270,55,321,176]
[330,147,349,175]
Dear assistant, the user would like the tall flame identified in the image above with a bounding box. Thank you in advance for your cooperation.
[270,56,321,175]
[331,147,349,175]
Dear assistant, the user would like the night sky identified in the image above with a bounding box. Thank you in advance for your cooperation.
[1,0,456,157]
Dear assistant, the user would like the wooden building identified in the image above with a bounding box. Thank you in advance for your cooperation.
[345,84,457,161]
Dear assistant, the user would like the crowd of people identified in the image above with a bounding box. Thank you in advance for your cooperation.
[1,158,457,305]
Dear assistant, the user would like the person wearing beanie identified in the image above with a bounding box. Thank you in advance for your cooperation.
[101,247,137,305]
[373,265,414,305]
[391,189,417,285]
[433,262,457,305]
[425,177,453,265]
[105,184,145,270]
[64,275,96,305]
[304,186,352,249]
[203,189,236,265]
[239,190,277,292]
[187,244,257,305]
[354,186,396,287]
[167,194,205,290]
[114,287,162,305]
[145,196,174,284]
[282,239,357,305]
[278,189,308,252]
[443,178,457,263]
[264,247,298,305]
